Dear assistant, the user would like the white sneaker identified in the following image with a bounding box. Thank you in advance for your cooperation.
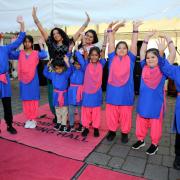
[24,120,32,128]
[29,120,37,129]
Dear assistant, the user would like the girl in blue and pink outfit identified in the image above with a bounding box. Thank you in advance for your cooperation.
[106,21,142,143]
[76,46,106,137]
[9,36,47,129]
[0,16,25,134]
[131,32,173,155]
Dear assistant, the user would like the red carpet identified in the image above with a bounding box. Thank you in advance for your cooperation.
[0,104,108,161]
[0,138,83,180]
[78,165,146,180]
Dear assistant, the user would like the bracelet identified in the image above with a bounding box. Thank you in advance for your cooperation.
[168,40,173,45]
[133,30,138,33]
[102,44,106,48]
[107,29,113,33]
[143,40,148,44]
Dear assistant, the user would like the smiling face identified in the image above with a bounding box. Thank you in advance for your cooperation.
[146,52,158,68]
[116,42,128,56]
[85,32,94,45]
[89,50,100,63]
[52,29,63,43]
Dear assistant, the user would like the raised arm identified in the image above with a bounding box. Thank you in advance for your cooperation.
[72,12,90,42]
[107,21,126,54]
[9,50,20,60]
[43,60,53,80]
[32,7,48,41]
[75,50,87,70]
[140,30,156,60]
[130,21,143,56]
[38,37,48,59]
[164,35,176,64]
[7,16,25,51]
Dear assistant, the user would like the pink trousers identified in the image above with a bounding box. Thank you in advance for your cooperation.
[136,109,163,145]
[81,106,101,128]
[106,104,133,134]
[22,100,39,119]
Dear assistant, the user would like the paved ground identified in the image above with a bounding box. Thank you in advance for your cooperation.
[1,79,180,180]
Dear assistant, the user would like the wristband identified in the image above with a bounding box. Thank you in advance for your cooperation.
[143,40,148,44]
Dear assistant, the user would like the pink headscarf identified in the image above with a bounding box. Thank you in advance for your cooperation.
[108,55,130,87]
[142,65,162,89]
[83,62,103,94]
[18,50,39,84]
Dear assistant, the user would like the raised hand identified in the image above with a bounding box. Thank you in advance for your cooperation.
[16,16,24,24]
[47,59,53,67]
[145,30,156,39]
[38,37,45,45]
[85,12,90,24]
[32,6,38,18]
[133,20,143,30]
[156,37,167,53]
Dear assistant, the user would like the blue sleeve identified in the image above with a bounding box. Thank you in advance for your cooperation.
[128,51,136,63]
[43,65,53,80]
[66,52,72,59]
[100,58,107,68]
[38,50,48,60]
[140,59,146,68]
[8,50,20,60]
[75,51,87,71]
[6,32,26,52]
[64,65,73,78]
[158,56,177,80]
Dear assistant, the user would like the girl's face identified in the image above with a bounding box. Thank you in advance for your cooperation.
[90,50,100,63]
[146,52,158,68]
[116,43,128,56]
[85,32,94,45]
[54,66,64,73]
[53,30,63,43]
[24,39,32,50]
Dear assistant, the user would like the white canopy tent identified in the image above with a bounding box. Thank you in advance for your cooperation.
[0,0,180,32]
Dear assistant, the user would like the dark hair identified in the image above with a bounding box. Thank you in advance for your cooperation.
[52,60,65,68]
[145,48,159,59]
[115,41,128,54]
[23,35,34,49]
[50,27,70,47]
[78,29,98,49]
[88,46,101,59]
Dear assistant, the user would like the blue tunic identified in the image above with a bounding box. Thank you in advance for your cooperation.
[137,59,166,119]
[75,51,106,107]
[106,51,136,105]
[9,50,47,100]
[68,65,85,106]
[159,57,180,133]
[0,32,26,98]
[43,65,72,107]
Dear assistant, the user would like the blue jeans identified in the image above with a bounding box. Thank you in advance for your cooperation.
[68,105,81,126]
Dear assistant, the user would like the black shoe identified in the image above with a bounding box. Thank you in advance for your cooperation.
[66,125,75,133]
[132,140,145,150]
[82,128,89,137]
[106,131,116,141]
[173,156,180,170]
[59,125,67,132]
[121,133,128,144]
[94,128,100,137]
[54,123,61,130]
[7,126,17,134]
[53,117,57,123]
[76,124,83,132]
[146,144,158,155]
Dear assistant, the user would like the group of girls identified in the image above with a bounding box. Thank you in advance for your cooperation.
[0,6,180,170]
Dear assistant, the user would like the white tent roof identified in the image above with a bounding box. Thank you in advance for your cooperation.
[0,0,180,32]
